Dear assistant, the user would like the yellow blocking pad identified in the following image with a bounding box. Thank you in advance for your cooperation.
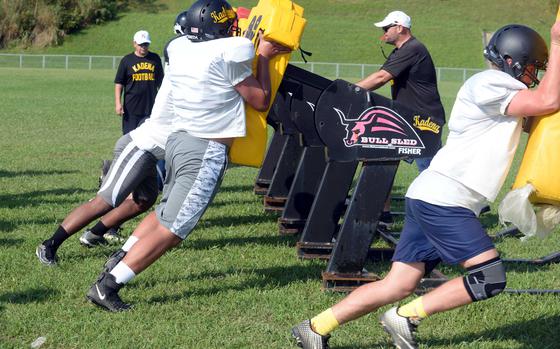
[513,112,560,205]
[229,0,306,167]
[512,9,560,204]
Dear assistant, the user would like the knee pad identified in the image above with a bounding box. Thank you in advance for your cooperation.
[463,257,506,302]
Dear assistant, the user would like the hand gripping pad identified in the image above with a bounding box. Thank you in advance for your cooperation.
[229,0,306,167]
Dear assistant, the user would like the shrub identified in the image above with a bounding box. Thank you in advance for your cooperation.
[0,0,127,49]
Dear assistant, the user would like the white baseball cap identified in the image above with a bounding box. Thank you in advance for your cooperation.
[374,11,411,29]
[133,30,151,45]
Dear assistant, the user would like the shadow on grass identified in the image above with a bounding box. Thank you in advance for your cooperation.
[425,315,560,349]
[0,237,24,246]
[503,259,557,273]
[0,188,94,208]
[0,287,58,312]
[0,219,17,233]
[198,212,277,229]
[218,184,255,194]
[210,198,261,208]
[0,217,70,233]
[184,233,299,251]
[62,246,120,263]
[0,169,79,178]
[335,345,383,349]
[479,211,500,229]
[142,263,327,304]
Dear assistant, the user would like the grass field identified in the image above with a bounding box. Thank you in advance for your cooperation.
[1,0,560,348]
[1,64,560,349]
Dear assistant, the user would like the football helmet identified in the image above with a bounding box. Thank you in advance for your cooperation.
[185,0,238,42]
[174,10,189,35]
[484,24,548,86]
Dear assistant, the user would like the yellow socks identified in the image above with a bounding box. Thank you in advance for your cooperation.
[310,308,340,336]
[310,300,425,337]
[397,297,428,319]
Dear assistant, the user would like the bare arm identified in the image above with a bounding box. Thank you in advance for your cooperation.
[355,69,394,90]
[115,83,124,116]
[506,21,560,117]
[235,37,291,111]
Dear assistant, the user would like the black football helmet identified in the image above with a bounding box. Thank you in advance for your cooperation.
[484,24,548,86]
[185,0,238,42]
[174,10,189,35]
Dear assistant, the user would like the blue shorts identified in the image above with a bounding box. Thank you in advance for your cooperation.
[392,198,495,265]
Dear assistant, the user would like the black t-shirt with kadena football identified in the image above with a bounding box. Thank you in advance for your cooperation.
[114,51,164,117]
[381,37,445,123]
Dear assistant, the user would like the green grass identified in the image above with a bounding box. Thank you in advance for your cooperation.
[2,0,560,348]
[1,64,560,349]
[2,0,558,68]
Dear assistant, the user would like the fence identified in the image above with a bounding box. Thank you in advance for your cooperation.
[0,53,484,82]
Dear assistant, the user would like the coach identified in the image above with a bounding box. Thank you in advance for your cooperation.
[114,30,164,134]
[355,10,446,226]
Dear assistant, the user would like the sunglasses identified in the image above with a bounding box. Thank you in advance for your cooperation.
[382,24,397,33]
[139,43,150,48]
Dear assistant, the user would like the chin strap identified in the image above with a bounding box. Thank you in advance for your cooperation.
[523,69,541,87]
[298,46,312,63]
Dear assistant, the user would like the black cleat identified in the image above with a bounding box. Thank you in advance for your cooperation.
[291,320,330,349]
[36,243,58,266]
[103,249,127,272]
[79,229,108,247]
[86,272,132,312]
[103,227,124,244]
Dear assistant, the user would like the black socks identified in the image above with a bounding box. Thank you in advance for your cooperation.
[90,221,109,236]
[44,225,70,251]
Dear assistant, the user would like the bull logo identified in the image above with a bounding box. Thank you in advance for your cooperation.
[334,106,425,150]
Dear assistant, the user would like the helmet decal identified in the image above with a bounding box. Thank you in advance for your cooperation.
[211,6,236,24]
[185,0,237,42]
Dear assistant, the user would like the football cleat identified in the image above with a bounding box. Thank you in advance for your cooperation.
[79,229,107,247]
[291,320,330,349]
[86,272,131,312]
[379,307,420,349]
[36,243,58,266]
[103,227,124,244]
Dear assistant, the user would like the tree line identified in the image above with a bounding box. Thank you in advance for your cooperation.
[0,0,156,49]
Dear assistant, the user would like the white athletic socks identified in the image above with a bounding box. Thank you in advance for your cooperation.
[122,235,139,252]
[111,236,138,284]
[110,262,136,284]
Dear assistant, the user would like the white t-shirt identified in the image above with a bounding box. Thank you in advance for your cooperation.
[406,69,527,213]
[129,74,175,156]
[165,36,254,138]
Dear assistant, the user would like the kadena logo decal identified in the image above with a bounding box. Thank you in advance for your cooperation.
[334,106,425,155]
